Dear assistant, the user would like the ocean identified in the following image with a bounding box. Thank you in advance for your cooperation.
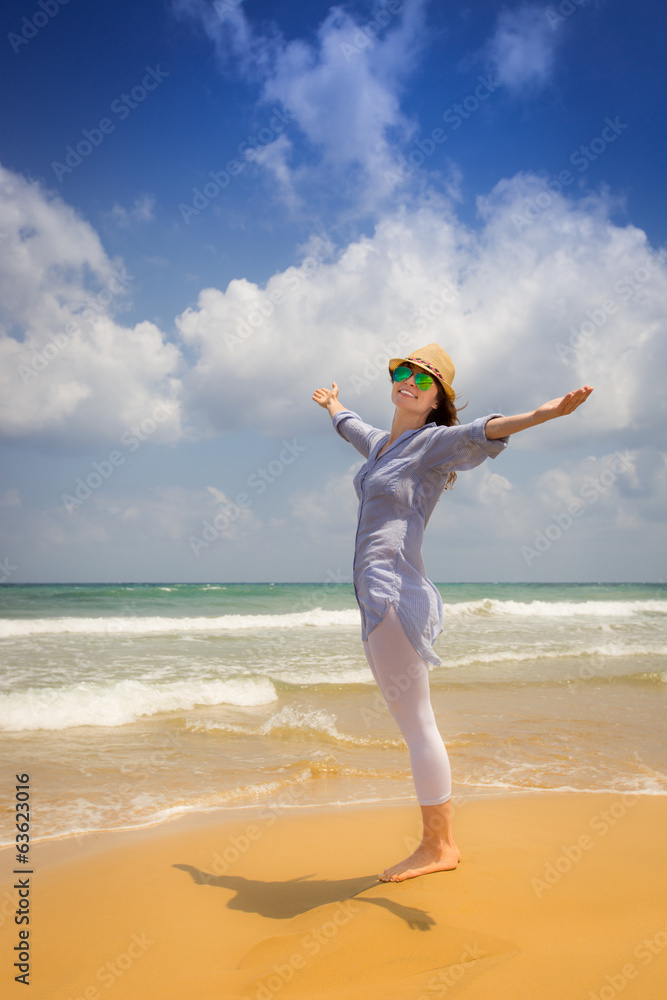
[0,582,665,844]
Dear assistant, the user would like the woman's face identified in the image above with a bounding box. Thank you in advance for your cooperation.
[390,364,440,422]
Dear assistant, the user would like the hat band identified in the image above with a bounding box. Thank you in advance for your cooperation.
[409,356,446,383]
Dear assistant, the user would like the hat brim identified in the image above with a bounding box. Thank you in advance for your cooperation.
[389,357,456,400]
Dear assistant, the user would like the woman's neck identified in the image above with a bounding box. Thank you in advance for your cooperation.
[386,407,428,446]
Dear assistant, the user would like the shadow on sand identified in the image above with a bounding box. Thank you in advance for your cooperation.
[173,865,435,930]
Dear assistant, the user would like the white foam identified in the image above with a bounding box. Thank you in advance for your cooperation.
[0,607,360,638]
[1,599,664,638]
[272,667,372,686]
[445,598,667,619]
[187,705,400,747]
[442,642,667,669]
[0,677,278,732]
[457,777,667,795]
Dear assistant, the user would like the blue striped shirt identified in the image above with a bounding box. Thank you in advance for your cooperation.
[332,409,508,665]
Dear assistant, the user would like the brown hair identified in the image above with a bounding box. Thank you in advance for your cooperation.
[427,383,465,489]
[389,372,466,490]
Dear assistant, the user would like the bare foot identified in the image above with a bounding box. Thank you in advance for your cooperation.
[378,841,461,882]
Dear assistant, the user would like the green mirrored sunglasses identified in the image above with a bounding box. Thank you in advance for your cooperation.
[392,365,434,391]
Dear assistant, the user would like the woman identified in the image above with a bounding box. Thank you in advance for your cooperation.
[313,343,593,882]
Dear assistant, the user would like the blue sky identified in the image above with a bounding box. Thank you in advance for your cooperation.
[0,0,666,583]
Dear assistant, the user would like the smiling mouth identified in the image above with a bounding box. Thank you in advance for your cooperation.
[399,389,416,398]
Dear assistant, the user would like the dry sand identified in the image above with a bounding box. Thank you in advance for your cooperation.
[2,792,666,1000]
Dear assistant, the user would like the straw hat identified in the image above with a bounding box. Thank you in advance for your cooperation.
[388,343,456,400]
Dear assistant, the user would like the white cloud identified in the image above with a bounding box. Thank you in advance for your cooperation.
[0,476,341,583]
[478,471,513,505]
[203,485,262,541]
[173,0,278,79]
[109,195,156,226]
[273,437,663,582]
[0,482,260,559]
[485,5,559,92]
[262,5,425,206]
[252,134,301,209]
[392,442,662,582]
[289,463,361,541]
[0,165,183,447]
[175,175,667,458]
[3,156,666,469]
[175,0,428,211]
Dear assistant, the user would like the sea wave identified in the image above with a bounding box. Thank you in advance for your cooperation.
[0,677,278,732]
[445,598,667,618]
[440,643,667,670]
[271,667,372,687]
[0,608,360,638]
[186,705,402,748]
[455,777,667,795]
[0,760,410,846]
[1,598,664,638]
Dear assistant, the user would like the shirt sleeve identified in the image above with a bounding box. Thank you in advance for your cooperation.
[422,414,509,472]
[331,409,386,459]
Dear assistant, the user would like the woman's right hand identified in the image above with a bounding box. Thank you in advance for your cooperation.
[312,382,339,408]
[312,381,346,418]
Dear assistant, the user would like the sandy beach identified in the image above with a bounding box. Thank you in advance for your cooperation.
[2,791,666,1000]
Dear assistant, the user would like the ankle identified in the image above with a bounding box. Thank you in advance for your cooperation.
[422,832,455,850]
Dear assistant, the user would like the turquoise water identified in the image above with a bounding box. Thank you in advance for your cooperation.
[0,582,665,842]
[0,580,662,618]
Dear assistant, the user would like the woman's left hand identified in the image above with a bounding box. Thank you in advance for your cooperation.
[484,385,594,439]
[534,385,594,421]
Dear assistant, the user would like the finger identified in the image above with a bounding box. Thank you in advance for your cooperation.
[565,387,593,411]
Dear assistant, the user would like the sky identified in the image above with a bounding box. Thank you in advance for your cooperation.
[0,0,666,584]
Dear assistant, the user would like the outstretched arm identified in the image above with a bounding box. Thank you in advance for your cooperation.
[312,381,347,419]
[485,385,594,440]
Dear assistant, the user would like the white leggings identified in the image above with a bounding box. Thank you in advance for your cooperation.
[362,603,451,806]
